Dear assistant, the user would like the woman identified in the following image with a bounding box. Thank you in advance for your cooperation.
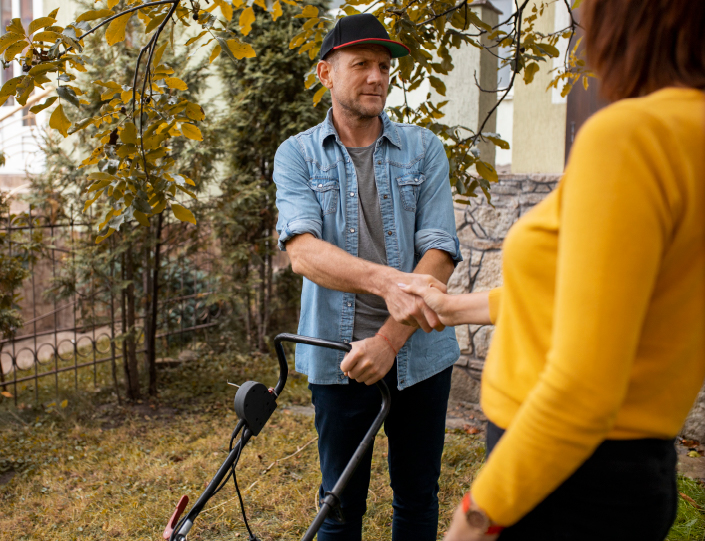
[400,1,705,539]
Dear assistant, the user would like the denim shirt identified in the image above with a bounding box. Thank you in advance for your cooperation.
[273,109,461,390]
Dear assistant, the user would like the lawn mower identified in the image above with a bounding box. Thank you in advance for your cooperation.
[163,333,391,541]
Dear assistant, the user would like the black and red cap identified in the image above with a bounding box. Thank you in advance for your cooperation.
[319,13,410,60]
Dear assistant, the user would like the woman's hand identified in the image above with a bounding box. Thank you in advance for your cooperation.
[398,277,456,326]
[445,504,500,541]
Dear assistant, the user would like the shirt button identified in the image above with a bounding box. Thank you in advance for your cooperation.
[350,228,355,233]
[318,183,323,187]
[377,160,382,164]
[387,231,393,235]
[347,302,352,307]
[349,192,355,197]
[343,339,349,343]
[383,195,389,199]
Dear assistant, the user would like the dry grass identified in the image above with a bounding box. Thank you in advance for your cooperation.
[0,352,484,541]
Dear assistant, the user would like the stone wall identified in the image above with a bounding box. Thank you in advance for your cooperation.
[447,173,560,406]
[446,172,705,442]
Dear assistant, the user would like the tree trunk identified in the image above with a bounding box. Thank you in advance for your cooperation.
[143,228,152,377]
[147,213,162,396]
[124,246,140,399]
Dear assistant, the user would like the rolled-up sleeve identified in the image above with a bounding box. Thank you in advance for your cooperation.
[414,131,462,264]
[273,137,322,251]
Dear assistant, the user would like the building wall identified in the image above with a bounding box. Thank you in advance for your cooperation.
[510,0,568,174]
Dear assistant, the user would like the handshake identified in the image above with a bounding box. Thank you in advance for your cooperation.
[382,270,454,333]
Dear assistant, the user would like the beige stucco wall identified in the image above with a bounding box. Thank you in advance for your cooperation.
[510,0,567,175]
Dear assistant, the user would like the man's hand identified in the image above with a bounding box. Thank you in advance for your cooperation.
[398,277,454,326]
[340,335,396,385]
[445,504,500,541]
[382,272,448,332]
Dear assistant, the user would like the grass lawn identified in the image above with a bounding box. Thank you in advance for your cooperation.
[1,351,704,540]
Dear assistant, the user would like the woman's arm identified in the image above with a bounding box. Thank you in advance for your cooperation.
[398,283,501,326]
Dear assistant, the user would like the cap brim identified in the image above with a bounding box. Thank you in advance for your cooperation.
[332,38,410,59]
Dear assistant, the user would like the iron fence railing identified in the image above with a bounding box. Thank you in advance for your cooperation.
[0,207,222,406]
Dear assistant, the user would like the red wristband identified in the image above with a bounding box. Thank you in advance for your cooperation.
[462,492,505,535]
[375,333,398,356]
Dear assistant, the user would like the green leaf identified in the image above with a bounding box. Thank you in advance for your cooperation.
[239,7,255,36]
[145,13,167,34]
[429,76,446,97]
[180,123,202,141]
[57,86,80,108]
[76,9,115,22]
[171,203,196,225]
[29,96,57,114]
[120,122,138,145]
[105,13,132,46]
[133,210,150,227]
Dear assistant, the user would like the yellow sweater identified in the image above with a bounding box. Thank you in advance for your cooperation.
[472,88,705,526]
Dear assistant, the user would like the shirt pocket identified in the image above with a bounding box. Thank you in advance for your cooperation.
[395,173,426,212]
[309,175,340,216]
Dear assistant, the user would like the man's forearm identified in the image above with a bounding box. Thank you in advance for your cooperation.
[287,233,398,296]
[378,248,455,352]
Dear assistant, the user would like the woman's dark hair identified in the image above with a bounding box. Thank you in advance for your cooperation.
[582,0,705,101]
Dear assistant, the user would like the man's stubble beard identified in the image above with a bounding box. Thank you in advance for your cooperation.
[336,91,386,121]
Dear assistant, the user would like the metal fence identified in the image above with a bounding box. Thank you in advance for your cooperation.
[0,206,222,406]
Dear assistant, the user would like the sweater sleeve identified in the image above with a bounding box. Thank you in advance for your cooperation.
[488,288,502,325]
[470,106,673,526]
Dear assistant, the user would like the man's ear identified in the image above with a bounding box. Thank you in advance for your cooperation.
[317,60,334,90]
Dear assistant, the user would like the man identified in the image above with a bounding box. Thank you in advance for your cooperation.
[273,13,462,541]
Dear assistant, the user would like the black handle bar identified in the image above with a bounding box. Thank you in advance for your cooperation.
[168,333,391,541]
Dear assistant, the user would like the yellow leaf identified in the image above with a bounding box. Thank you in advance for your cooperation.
[312,85,327,107]
[95,227,115,244]
[76,9,115,22]
[133,210,150,227]
[226,39,256,59]
[164,77,188,90]
[476,160,498,183]
[107,0,119,8]
[120,122,138,145]
[1,391,12,398]
[28,17,56,35]
[219,0,233,21]
[171,203,196,225]
[180,123,202,141]
[0,32,24,54]
[582,76,589,91]
[152,199,167,214]
[185,101,205,121]
[523,62,540,85]
[32,30,62,42]
[145,13,168,34]
[271,0,283,21]
[6,18,24,36]
[105,12,132,47]
[239,6,255,36]
[49,104,71,137]
[60,399,68,408]
[4,41,27,61]
[209,44,221,63]
[254,0,267,9]
[295,5,319,18]
[153,42,168,67]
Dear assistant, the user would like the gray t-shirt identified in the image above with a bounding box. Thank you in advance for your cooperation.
[347,141,390,341]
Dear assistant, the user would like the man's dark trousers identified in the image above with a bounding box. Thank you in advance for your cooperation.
[309,361,453,541]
